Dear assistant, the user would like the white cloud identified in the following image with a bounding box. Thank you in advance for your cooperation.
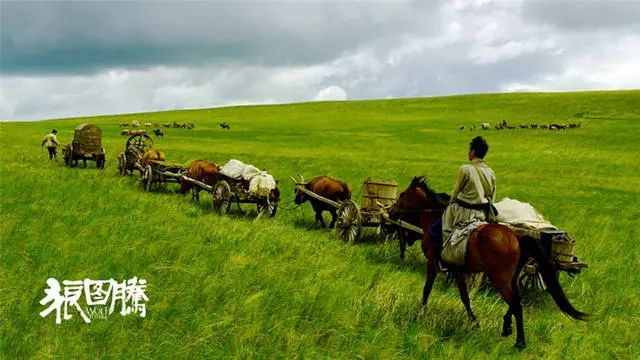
[315,86,347,101]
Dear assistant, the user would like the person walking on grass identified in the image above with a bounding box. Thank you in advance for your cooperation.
[42,129,60,160]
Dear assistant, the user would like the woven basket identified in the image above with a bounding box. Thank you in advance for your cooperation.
[550,233,576,263]
[360,178,397,211]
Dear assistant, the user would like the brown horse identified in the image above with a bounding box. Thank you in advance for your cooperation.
[294,175,351,228]
[389,176,587,348]
[179,160,221,201]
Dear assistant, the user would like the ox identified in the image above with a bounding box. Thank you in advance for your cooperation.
[140,150,165,170]
[294,175,351,228]
[179,160,221,201]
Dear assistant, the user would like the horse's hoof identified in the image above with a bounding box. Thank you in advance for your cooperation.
[501,328,513,337]
[513,340,526,349]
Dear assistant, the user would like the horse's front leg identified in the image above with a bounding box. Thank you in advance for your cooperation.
[423,259,437,306]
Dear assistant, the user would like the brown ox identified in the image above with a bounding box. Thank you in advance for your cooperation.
[179,160,221,201]
[140,150,165,170]
[294,176,351,228]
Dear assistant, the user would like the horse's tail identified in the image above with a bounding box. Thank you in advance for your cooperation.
[519,236,588,321]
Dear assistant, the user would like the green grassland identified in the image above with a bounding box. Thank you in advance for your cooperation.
[1,90,639,359]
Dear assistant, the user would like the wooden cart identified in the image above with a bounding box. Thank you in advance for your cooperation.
[504,225,588,291]
[140,160,186,192]
[200,173,279,217]
[62,123,106,168]
[294,178,399,243]
[117,134,154,176]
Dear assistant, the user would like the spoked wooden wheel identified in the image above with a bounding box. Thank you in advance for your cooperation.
[257,200,278,217]
[212,180,231,215]
[126,134,153,153]
[336,200,361,243]
[118,153,127,176]
[141,165,153,192]
[518,258,546,291]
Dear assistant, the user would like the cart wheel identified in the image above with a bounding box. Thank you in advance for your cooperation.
[336,200,361,243]
[142,165,153,192]
[118,153,127,176]
[64,145,74,167]
[126,134,154,153]
[518,258,546,291]
[212,180,231,215]
[257,200,278,217]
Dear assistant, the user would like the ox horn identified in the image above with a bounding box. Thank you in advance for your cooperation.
[290,176,298,184]
[298,175,305,184]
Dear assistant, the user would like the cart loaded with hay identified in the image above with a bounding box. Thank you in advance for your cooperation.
[62,123,106,168]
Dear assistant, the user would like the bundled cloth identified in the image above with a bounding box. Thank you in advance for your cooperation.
[220,159,277,196]
[494,197,556,230]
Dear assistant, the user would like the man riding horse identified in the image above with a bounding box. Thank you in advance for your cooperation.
[440,136,497,266]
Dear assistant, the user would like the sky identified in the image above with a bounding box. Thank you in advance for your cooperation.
[1,0,639,121]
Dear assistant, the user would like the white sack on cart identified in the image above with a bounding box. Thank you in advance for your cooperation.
[494,197,556,230]
[220,159,246,179]
[249,174,277,197]
[241,165,262,181]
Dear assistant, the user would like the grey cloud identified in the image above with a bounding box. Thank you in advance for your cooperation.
[1,0,440,75]
[521,0,640,31]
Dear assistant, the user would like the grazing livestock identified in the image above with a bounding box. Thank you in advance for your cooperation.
[294,175,351,228]
[481,123,490,130]
[153,128,164,137]
[163,123,172,128]
[550,124,567,130]
[506,125,516,130]
[119,123,129,127]
[179,160,221,202]
[519,124,529,129]
[140,150,165,169]
[120,129,130,136]
[459,125,465,131]
[530,123,538,129]
[144,122,152,127]
[131,120,140,127]
[219,122,230,130]
[186,123,195,129]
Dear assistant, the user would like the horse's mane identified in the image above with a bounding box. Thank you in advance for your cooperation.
[411,176,450,206]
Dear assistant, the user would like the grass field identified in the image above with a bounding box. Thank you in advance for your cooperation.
[1,90,639,359]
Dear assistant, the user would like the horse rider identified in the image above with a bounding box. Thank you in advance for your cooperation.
[441,136,497,251]
[41,129,60,160]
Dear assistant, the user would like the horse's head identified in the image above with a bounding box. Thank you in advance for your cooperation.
[389,176,447,221]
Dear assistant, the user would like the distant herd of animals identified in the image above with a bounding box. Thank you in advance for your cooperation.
[460,120,582,131]
[118,121,233,138]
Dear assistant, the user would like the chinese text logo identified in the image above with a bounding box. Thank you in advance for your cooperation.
[39,277,148,324]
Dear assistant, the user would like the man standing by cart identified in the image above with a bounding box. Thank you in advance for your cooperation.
[440,136,497,266]
[41,129,60,160]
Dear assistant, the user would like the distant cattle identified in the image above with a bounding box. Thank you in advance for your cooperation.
[153,128,164,137]
[482,123,490,130]
[530,123,538,129]
[550,124,567,130]
[131,120,140,127]
[219,122,230,130]
[294,175,351,228]
[179,160,221,202]
[459,125,465,131]
[144,122,152,127]
[163,123,172,128]
[120,129,130,136]
[119,123,129,127]
[519,124,529,129]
